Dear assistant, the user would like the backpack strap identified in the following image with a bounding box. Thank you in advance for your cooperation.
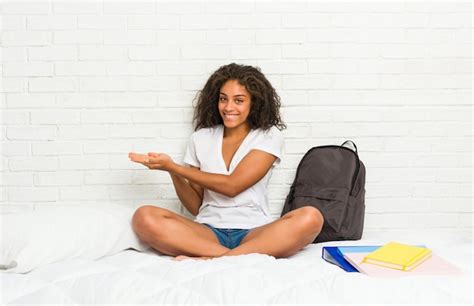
[341,140,358,154]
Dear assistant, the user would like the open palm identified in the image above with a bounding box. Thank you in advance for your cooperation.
[128,152,173,171]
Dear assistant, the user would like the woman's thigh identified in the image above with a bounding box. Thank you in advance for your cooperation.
[133,205,221,244]
[239,206,323,245]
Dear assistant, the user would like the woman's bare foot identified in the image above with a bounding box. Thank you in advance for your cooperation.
[172,255,213,261]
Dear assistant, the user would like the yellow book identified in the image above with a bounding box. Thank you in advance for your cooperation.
[362,241,432,272]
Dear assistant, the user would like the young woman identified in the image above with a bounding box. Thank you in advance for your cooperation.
[128,63,324,261]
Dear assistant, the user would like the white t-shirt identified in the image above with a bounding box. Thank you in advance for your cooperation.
[183,124,284,229]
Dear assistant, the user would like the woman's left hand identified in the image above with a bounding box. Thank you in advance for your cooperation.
[128,152,174,171]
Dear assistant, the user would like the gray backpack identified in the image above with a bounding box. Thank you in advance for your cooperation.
[281,140,366,243]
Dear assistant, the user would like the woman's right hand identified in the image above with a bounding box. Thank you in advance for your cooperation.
[128,152,150,164]
[128,152,175,172]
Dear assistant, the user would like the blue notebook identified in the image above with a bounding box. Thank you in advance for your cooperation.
[338,245,381,254]
[322,246,382,272]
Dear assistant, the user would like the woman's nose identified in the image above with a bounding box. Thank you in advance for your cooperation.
[224,102,235,110]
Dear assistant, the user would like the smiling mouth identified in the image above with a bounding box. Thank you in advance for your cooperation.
[223,113,238,118]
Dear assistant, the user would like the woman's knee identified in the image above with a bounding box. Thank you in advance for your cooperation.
[295,206,324,234]
[132,205,170,236]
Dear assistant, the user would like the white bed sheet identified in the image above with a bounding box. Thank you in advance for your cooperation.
[1,229,472,305]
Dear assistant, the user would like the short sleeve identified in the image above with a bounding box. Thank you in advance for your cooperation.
[253,127,284,167]
[183,132,200,168]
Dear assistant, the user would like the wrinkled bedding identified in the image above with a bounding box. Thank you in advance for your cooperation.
[1,229,472,305]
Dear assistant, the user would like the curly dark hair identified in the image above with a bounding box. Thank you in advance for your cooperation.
[192,63,286,131]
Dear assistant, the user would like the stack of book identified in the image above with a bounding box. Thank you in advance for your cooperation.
[322,241,462,277]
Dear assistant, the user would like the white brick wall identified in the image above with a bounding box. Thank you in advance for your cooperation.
[1,0,472,231]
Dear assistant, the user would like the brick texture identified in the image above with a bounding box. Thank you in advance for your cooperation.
[1,1,472,230]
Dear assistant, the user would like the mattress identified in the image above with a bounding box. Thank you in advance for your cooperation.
[2,229,472,305]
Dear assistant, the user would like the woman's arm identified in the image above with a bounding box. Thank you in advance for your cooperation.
[168,149,276,197]
[129,152,203,215]
[169,166,203,216]
[129,150,276,198]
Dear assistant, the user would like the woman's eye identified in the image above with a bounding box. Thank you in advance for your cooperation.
[219,97,226,101]
[236,100,243,104]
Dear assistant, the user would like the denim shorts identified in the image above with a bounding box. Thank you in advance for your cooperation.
[202,223,252,249]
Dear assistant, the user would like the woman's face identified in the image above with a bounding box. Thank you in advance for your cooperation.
[218,79,251,130]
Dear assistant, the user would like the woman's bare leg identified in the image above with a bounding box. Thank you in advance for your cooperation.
[132,205,230,257]
[217,206,324,259]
